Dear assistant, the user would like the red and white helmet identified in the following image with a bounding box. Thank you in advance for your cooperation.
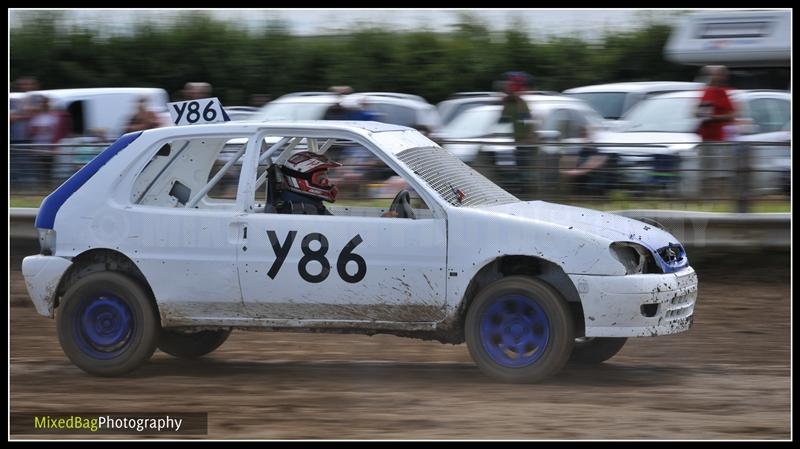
[280,151,342,202]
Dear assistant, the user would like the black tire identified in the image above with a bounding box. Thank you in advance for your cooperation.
[158,329,231,359]
[569,337,628,364]
[56,271,160,376]
[465,276,574,383]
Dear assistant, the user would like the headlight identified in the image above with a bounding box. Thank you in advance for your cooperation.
[610,242,652,275]
[38,228,56,256]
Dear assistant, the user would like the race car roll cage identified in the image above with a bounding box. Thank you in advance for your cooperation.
[144,125,448,220]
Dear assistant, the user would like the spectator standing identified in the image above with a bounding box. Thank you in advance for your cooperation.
[323,86,353,120]
[182,82,212,100]
[499,71,538,197]
[27,96,70,190]
[125,96,162,132]
[695,65,737,197]
[343,97,378,122]
[10,76,40,186]
[10,76,39,143]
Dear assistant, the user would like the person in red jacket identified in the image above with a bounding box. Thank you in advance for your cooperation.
[695,65,737,197]
[696,65,736,142]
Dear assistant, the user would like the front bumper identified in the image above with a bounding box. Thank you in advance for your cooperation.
[569,266,698,337]
[21,255,72,318]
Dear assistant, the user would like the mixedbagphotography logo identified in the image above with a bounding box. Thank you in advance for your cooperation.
[10,412,208,435]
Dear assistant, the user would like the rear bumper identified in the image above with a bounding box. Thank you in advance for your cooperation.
[21,255,72,318]
[570,267,698,337]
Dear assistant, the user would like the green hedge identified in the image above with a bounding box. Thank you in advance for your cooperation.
[10,11,697,105]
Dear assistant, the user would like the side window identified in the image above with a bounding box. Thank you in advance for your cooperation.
[66,100,86,136]
[332,145,429,209]
[748,98,786,133]
[130,135,249,209]
[247,135,431,219]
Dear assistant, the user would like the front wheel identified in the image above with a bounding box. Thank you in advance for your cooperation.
[569,337,627,364]
[56,271,160,376]
[158,329,231,359]
[465,276,574,383]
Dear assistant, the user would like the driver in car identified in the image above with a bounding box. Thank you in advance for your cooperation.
[276,150,411,218]
[277,151,340,215]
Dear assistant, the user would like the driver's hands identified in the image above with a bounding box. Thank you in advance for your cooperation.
[381,210,399,218]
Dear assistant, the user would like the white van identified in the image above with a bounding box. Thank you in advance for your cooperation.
[12,87,171,139]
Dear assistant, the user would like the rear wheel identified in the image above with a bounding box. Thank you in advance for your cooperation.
[56,271,159,376]
[465,276,574,383]
[569,337,627,364]
[158,329,231,359]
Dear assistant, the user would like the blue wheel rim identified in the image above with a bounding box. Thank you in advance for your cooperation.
[479,294,550,368]
[72,294,134,360]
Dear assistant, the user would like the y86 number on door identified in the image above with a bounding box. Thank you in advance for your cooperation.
[267,231,366,284]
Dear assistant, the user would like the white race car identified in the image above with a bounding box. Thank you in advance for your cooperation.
[22,119,697,382]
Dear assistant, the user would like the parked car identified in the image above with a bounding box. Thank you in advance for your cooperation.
[431,93,610,194]
[23,120,697,383]
[433,93,607,162]
[563,81,703,124]
[252,92,442,133]
[594,89,791,197]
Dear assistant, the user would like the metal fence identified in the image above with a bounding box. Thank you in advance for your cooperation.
[433,139,790,213]
[9,140,790,212]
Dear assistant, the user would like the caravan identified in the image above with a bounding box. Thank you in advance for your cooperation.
[664,10,790,89]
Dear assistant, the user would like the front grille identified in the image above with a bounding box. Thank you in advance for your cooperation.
[664,285,697,321]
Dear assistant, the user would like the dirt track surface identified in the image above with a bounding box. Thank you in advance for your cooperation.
[10,247,790,440]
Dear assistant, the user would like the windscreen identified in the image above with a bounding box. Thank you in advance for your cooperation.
[567,92,627,120]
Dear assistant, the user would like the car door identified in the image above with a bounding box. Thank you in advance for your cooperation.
[235,136,448,323]
[123,132,250,320]
[238,213,448,322]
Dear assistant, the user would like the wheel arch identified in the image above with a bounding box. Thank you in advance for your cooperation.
[450,255,585,341]
[55,248,157,313]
